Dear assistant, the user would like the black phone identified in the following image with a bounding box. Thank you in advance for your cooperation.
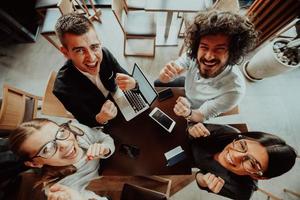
[119,144,140,159]
[158,88,173,102]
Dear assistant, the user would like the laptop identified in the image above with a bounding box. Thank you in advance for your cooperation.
[112,63,158,121]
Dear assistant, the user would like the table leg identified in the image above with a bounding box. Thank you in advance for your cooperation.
[164,11,173,38]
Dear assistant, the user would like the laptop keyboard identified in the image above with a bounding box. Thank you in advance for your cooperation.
[124,90,147,112]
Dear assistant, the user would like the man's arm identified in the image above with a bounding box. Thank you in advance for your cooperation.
[186,92,242,122]
[53,91,100,127]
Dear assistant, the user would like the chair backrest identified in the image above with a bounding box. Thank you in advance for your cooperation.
[0,84,40,131]
[57,0,76,15]
[41,71,74,119]
[111,0,127,34]
[212,0,240,13]
[121,183,167,200]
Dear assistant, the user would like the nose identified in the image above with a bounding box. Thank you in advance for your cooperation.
[85,49,96,62]
[56,140,69,151]
[204,50,215,61]
[230,150,246,165]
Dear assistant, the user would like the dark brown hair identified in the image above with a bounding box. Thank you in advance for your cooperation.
[184,10,258,65]
[55,13,94,48]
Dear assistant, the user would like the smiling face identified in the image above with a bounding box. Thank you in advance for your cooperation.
[60,27,103,76]
[216,139,269,179]
[21,122,83,167]
[197,34,230,78]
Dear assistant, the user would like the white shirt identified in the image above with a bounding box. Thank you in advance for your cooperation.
[175,53,246,120]
[77,68,109,97]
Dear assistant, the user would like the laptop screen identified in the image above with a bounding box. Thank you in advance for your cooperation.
[132,63,157,105]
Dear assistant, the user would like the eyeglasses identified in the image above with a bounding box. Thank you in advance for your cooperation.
[231,136,264,177]
[30,121,84,160]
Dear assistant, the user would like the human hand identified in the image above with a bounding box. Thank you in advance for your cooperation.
[188,122,210,138]
[115,73,136,90]
[48,184,84,200]
[159,62,184,83]
[86,143,110,160]
[96,100,118,124]
[196,172,225,194]
[173,96,191,117]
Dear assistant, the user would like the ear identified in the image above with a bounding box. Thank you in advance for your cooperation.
[24,160,43,168]
[60,46,69,58]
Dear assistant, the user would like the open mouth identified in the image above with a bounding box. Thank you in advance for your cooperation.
[85,62,98,69]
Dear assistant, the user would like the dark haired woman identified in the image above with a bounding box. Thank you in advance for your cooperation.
[189,123,297,199]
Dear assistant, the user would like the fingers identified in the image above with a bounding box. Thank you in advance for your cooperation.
[87,143,110,160]
[115,73,135,90]
[48,184,71,200]
[101,100,118,119]
[159,62,179,82]
[173,97,190,117]
[171,62,185,74]
[176,97,191,107]
[188,123,210,138]
[203,173,225,194]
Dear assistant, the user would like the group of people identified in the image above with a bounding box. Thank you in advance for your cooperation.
[8,10,297,200]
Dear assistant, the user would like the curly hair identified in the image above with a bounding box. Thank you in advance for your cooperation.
[184,10,258,65]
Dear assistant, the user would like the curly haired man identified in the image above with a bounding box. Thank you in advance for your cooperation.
[158,10,258,131]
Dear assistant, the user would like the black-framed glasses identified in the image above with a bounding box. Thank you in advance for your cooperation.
[30,121,84,160]
[231,135,264,177]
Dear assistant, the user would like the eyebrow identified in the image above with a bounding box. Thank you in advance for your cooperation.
[72,47,85,51]
[71,43,101,52]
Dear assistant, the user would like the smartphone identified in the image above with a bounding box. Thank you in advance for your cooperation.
[149,107,176,133]
[158,88,173,102]
[119,144,140,159]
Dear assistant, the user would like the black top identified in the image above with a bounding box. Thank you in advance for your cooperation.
[190,124,257,200]
[53,47,129,127]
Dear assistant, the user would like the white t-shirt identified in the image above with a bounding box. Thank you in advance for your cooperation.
[175,53,246,120]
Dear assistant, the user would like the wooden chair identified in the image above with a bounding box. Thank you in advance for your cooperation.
[40,0,77,50]
[178,0,240,56]
[0,84,42,135]
[121,182,169,200]
[41,71,74,119]
[40,0,97,50]
[122,0,146,11]
[112,0,157,57]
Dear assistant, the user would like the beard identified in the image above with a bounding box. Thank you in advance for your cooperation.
[198,57,226,78]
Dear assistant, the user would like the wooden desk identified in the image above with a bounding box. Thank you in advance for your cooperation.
[101,88,192,176]
[101,87,248,176]
[145,0,204,46]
